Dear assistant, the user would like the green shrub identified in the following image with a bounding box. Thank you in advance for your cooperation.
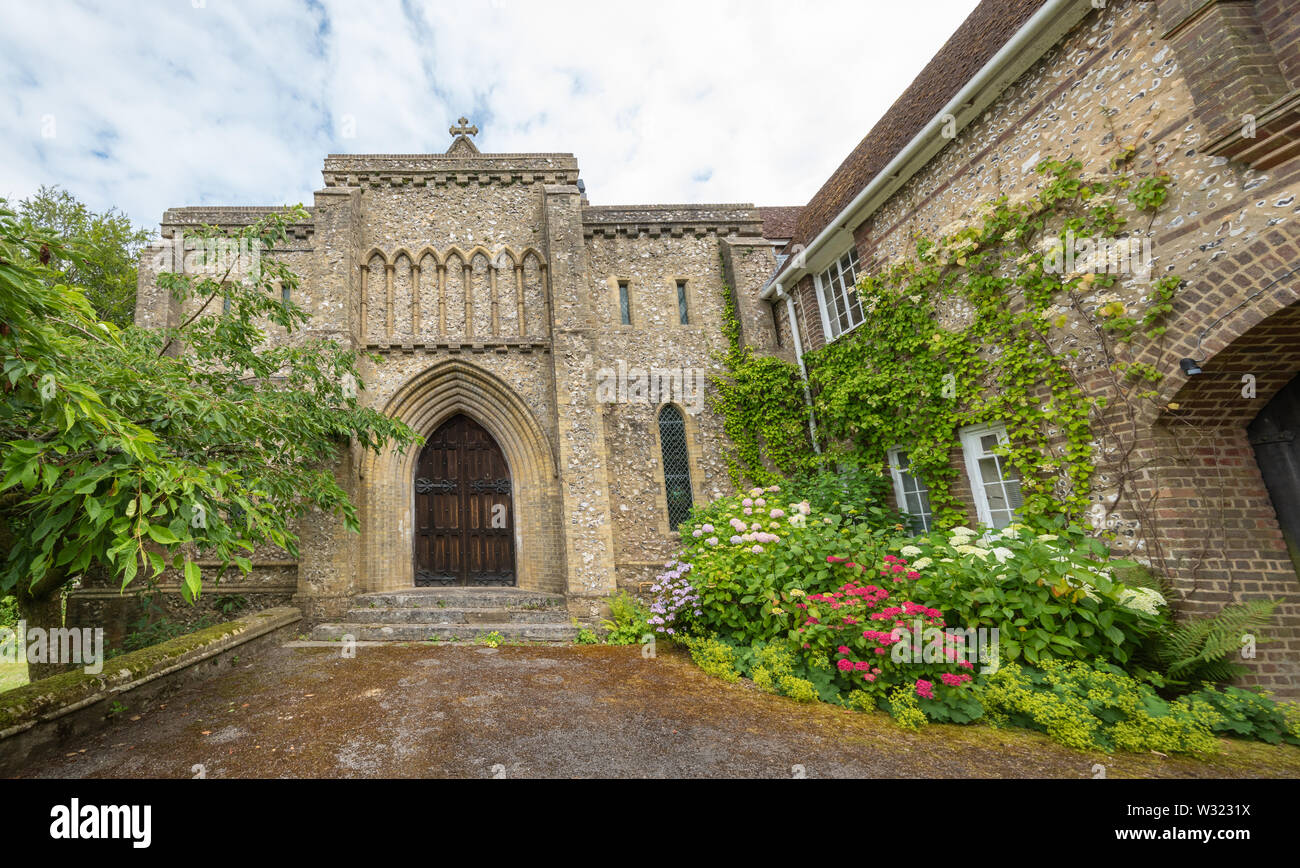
[0,595,17,628]
[783,466,904,527]
[901,522,1164,666]
[1181,685,1300,746]
[600,591,652,646]
[681,635,742,683]
[883,684,928,731]
[667,484,894,646]
[660,484,1295,754]
[746,640,819,703]
[574,627,601,645]
[976,659,1223,755]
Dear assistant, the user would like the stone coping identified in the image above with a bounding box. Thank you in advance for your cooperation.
[0,606,300,740]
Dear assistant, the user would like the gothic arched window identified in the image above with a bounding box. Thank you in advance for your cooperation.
[658,404,693,530]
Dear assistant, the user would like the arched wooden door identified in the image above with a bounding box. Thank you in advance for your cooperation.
[414,414,515,586]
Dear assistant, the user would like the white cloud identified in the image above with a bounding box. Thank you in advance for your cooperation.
[0,0,980,228]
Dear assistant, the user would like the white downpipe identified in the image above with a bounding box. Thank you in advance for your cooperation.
[784,290,821,454]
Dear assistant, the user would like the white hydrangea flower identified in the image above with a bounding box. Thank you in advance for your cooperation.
[912,557,933,570]
[900,545,923,557]
[1116,587,1166,616]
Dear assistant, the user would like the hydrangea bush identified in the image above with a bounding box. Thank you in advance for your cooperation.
[648,484,1298,756]
[895,522,1166,666]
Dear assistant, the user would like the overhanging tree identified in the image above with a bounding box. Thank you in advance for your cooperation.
[0,205,418,675]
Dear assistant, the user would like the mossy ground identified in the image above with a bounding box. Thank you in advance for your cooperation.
[9,643,1298,778]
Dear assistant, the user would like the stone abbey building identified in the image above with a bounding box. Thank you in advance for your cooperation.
[72,0,1300,691]
[96,120,792,632]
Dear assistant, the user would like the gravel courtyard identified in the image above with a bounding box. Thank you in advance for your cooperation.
[12,643,1300,779]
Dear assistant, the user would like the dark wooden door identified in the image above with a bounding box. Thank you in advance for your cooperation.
[1250,373,1300,580]
[414,414,515,586]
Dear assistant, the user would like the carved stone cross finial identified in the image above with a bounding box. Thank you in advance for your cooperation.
[450,117,479,138]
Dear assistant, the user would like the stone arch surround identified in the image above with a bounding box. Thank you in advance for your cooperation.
[360,359,564,594]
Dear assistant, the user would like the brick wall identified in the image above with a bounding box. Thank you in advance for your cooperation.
[778,0,1300,693]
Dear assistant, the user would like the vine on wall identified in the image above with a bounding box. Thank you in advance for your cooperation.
[714,158,1180,536]
[710,272,817,487]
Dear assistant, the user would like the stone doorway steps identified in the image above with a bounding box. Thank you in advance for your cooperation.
[307,587,577,643]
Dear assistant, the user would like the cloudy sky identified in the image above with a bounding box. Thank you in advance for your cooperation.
[1,0,980,231]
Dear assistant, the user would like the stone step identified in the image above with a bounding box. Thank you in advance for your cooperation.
[342,607,570,625]
[355,588,567,610]
[308,622,579,643]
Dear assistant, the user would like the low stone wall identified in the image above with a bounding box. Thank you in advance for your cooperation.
[0,606,300,776]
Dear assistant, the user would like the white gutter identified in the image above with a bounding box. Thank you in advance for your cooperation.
[762,0,1091,303]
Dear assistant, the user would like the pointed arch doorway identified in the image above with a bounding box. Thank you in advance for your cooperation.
[414,413,516,587]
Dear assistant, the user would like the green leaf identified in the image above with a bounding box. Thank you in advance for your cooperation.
[183,560,202,601]
[146,524,181,545]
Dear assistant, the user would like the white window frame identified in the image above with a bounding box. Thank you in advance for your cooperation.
[958,422,1024,529]
[887,446,934,533]
[814,247,864,342]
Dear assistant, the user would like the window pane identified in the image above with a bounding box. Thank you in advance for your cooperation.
[978,456,1002,486]
[677,282,689,324]
[1005,478,1025,509]
[984,481,1008,512]
[619,283,631,324]
[659,405,693,530]
[905,490,924,515]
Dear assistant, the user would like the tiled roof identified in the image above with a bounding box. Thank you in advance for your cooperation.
[788,0,1049,251]
[758,206,804,240]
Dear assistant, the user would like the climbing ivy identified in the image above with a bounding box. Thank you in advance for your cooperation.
[710,270,818,487]
[715,158,1179,531]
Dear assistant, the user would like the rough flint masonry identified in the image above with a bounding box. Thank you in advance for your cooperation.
[50,799,151,849]
[594,360,706,415]
[0,622,104,675]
